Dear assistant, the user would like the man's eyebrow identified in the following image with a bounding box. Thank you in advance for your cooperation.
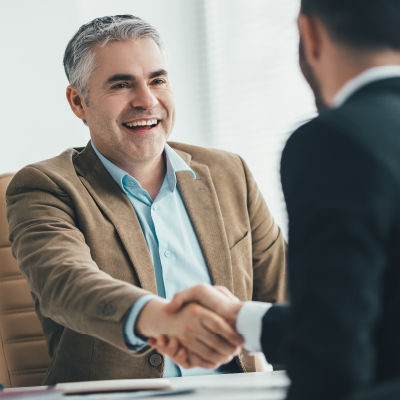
[104,74,136,86]
[149,69,168,79]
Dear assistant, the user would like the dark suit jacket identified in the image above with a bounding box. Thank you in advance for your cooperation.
[261,78,400,400]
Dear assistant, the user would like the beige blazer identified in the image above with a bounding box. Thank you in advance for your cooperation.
[6,141,287,384]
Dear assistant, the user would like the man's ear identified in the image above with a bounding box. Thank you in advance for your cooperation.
[297,14,323,69]
[66,85,88,121]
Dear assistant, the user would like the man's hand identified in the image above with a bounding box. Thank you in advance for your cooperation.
[165,284,243,328]
[136,296,244,369]
[146,285,244,368]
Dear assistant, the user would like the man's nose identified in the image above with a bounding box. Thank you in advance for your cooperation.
[131,83,158,109]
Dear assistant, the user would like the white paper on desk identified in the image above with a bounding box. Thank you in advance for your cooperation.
[56,379,172,394]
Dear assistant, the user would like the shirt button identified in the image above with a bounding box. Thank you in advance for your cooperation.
[164,250,170,258]
[150,353,162,367]
[127,181,136,187]
[152,204,158,211]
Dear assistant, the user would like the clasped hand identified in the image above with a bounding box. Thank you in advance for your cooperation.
[136,284,244,369]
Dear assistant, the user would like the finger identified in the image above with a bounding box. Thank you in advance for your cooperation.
[157,335,169,347]
[183,304,243,349]
[164,291,195,313]
[178,334,234,365]
[200,310,244,348]
[214,286,240,302]
[153,337,192,368]
[196,332,241,358]
[176,347,193,369]
[173,348,192,369]
[186,351,221,369]
[166,337,181,358]
[149,335,169,355]
[164,284,212,313]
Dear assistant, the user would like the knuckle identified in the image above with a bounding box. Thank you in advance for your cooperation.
[198,283,209,292]
[189,304,202,316]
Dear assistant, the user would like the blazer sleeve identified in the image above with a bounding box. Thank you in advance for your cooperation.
[280,119,396,400]
[261,304,291,366]
[6,166,152,355]
[239,157,288,305]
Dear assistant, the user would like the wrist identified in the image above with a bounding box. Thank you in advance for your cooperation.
[136,297,169,338]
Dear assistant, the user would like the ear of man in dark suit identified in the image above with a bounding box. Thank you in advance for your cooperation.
[155,1,400,399]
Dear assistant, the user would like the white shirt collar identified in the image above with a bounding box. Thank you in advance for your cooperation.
[332,65,400,109]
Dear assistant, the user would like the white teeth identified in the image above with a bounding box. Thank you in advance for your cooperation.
[125,119,159,127]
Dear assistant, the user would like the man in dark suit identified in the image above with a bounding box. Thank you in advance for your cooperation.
[151,1,400,399]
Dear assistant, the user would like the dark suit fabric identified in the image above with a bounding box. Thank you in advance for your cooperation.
[262,78,400,400]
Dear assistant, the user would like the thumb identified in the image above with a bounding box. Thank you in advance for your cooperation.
[164,284,212,313]
[164,291,189,313]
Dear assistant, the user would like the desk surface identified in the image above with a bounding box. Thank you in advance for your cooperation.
[166,371,290,400]
[68,371,289,400]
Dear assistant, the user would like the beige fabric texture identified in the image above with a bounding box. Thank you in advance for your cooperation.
[5,141,287,385]
[0,173,51,388]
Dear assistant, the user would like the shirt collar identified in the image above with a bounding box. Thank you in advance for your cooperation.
[332,65,400,109]
[91,141,195,193]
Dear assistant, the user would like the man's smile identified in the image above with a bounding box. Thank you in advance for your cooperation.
[122,117,161,133]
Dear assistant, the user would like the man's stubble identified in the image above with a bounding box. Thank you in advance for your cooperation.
[89,105,169,162]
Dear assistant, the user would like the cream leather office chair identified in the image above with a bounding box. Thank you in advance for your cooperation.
[0,173,51,388]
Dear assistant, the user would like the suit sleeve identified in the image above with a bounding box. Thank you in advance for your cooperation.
[281,120,395,400]
[6,166,152,355]
[261,304,291,365]
[239,157,288,305]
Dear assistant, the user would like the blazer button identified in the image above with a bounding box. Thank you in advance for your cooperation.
[149,353,162,367]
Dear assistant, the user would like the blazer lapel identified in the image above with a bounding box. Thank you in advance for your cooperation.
[73,143,158,294]
[176,163,234,293]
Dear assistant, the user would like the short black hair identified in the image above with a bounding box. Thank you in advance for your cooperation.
[301,0,400,50]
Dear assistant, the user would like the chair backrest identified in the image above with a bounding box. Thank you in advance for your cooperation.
[0,173,51,388]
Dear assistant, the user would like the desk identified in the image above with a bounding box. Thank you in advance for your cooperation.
[66,372,289,400]
[155,371,290,400]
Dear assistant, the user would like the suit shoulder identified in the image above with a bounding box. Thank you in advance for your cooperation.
[6,148,80,197]
[284,108,365,155]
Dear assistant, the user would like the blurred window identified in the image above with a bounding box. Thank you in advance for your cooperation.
[202,0,317,236]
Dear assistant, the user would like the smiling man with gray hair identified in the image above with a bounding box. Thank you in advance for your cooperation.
[6,15,286,383]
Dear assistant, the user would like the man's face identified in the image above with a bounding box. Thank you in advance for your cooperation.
[83,38,175,166]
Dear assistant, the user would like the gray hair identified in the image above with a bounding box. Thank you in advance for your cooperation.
[63,15,166,100]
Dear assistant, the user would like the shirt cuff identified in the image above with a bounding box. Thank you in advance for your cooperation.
[236,301,273,352]
[124,294,157,349]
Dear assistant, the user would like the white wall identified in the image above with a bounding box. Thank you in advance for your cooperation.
[0,0,208,174]
[0,0,316,237]
[203,0,316,235]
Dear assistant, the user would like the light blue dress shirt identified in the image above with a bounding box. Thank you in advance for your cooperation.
[91,141,229,377]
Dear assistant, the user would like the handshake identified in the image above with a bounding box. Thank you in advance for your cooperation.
[136,284,245,369]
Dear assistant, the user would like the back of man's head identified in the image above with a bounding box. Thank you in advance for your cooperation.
[301,0,400,51]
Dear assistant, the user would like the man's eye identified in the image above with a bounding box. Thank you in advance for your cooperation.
[113,83,128,89]
[152,79,166,85]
